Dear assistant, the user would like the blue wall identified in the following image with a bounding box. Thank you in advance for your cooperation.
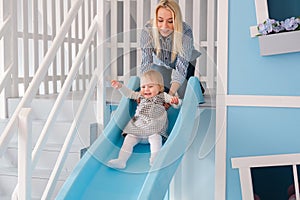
[227,0,300,199]
[228,1,300,96]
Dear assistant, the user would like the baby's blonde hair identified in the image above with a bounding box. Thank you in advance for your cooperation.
[141,70,164,92]
[153,0,183,62]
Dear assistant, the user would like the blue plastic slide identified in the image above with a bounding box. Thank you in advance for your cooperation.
[56,76,204,200]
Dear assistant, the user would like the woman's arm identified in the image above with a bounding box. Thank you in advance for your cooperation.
[169,82,180,96]
[171,23,194,88]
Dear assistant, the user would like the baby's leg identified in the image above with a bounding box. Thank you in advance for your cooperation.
[108,134,140,169]
[148,134,162,166]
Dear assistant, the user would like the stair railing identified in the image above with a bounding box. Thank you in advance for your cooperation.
[0,16,11,93]
[0,63,12,94]
[0,0,106,199]
[12,15,100,199]
[0,6,15,119]
[0,0,84,156]
[39,16,98,199]
[15,108,33,200]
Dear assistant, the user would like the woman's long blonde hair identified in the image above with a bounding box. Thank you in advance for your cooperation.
[153,0,183,62]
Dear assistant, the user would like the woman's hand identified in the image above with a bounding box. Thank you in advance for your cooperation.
[169,82,180,96]
[111,80,122,89]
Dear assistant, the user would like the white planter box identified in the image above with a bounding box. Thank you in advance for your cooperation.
[258,30,300,56]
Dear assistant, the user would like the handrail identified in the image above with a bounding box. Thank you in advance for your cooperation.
[0,16,10,39]
[0,0,84,156]
[43,70,99,199]
[0,16,12,119]
[29,16,97,199]
[7,0,98,198]
[32,16,97,169]
[0,63,12,93]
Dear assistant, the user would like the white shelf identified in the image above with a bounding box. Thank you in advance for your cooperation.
[258,30,300,56]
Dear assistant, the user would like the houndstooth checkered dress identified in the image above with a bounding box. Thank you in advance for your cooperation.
[123,93,168,137]
[118,85,181,138]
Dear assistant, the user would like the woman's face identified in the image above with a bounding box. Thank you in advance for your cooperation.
[157,7,174,37]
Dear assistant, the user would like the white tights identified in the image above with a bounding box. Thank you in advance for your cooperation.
[107,134,162,169]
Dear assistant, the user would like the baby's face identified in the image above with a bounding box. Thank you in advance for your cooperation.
[140,83,161,98]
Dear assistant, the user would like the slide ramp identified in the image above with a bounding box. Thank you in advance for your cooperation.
[56,76,204,200]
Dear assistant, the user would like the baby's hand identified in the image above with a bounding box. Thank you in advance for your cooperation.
[170,96,179,105]
[111,80,122,89]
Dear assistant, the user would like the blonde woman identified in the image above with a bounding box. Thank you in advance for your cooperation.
[140,0,204,98]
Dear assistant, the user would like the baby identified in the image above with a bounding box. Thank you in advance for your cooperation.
[108,70,182,169]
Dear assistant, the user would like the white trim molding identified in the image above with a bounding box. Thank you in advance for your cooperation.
[232,153,300,200]
[250,0,269,37]
[215,0,300,199]
[253,0,269,23]
[226,95,300,108]
[215,0,228,199]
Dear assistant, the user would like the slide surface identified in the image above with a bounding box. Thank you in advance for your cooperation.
[56,76,204,200]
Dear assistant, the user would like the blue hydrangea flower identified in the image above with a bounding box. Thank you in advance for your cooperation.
[281,17,299,31]
[257,23,268,35]
[257,17,300,36]
[272,20,284,33]
[257,19,277,35]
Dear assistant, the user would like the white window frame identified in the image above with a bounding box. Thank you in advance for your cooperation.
[232,153,300,200]
[250,0,269,37]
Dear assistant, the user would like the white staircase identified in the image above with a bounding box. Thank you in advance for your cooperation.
[0,0,217,199]
[0,94,98,199]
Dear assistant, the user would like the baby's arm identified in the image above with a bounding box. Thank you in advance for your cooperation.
[111,80,140,99]
[164,93,182,109]
[111,80,122,89]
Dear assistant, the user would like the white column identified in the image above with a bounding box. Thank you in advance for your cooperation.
[110,0,118,79]
[123,0,130,84]
[136,0,144,76]
[10,0,18,97]
[97,0,109,129]
[192,0,201,79]
[215,0,229,199]
[207,0,216,89]
[0,0,6,118]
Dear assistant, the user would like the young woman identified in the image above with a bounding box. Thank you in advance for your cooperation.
[140,0,204,98]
